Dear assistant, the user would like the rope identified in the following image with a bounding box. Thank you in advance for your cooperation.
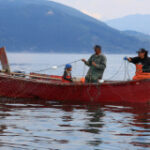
[106,60,124,80]
[126,61,131,80]
[106,60,132,81]
[123,60,131,81]
[8,58,134,82]
[123,60,127,80]
[34,59,82,73]
[74,61,77,76]
[82,64,86,77]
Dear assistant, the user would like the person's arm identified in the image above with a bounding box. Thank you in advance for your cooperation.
[128,57,139,64]
[82,56,93,66]
[92,55,107,70]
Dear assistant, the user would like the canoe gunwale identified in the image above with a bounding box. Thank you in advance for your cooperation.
[0,73,150,87]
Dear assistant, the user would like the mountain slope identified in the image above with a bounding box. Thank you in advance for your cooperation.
[106,14,150,35]
[0,0,150,53]
[122,30,150,42]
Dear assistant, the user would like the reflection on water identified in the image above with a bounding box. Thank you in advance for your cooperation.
[0,53,149,149]
[0,100,149,150]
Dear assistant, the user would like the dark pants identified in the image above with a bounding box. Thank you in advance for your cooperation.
[85,76,99,83]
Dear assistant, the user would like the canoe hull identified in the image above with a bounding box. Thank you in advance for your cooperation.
[0,74,150,104]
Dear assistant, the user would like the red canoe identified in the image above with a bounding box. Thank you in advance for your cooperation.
[0,47,150,104]
[0,72,150,104]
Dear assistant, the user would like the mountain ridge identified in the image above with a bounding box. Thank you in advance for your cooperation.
[106,14,150,35]
[0,0,150,53]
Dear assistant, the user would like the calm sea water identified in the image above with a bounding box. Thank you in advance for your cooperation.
[0,53,149,150]
[7,53,136,80]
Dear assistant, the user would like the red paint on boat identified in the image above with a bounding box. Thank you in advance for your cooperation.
[0,73,150,104]
[0,47,150,104]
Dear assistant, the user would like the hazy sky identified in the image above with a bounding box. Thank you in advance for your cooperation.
[50,0,150,20]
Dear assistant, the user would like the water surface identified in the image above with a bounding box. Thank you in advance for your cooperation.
[0,53,149,150]
[7,53,136,80]
[0,101,149,150]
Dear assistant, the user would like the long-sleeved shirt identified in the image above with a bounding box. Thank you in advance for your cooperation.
[85,54,107,83]
[130,57,150,72]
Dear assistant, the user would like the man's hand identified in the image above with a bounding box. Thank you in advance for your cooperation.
[82,59,86,63]
[124,57,132,62]
[92,62,97,67]
[128,58,132,62]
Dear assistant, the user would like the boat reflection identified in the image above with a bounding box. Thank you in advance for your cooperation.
[0,99,149,149]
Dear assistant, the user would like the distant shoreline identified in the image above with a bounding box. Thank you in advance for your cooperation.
[7,51,137,55]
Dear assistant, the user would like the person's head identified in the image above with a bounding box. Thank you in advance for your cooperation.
[137,48,148,59]
[94,45,101,55]
[65,64,72,71]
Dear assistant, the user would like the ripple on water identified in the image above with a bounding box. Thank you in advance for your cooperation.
[0,101,149,150]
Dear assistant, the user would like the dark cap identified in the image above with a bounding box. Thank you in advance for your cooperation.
[137,48,148,58]
[137,48,148,54]
[94,45,101,50]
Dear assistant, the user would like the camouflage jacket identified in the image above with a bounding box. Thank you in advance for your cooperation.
[85,54,107,83]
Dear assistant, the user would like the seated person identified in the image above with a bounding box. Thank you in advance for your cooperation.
[63,64,73,82]
[125,48,150,80]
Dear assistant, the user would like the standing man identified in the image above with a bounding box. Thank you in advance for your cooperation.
[82,45,107,83]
